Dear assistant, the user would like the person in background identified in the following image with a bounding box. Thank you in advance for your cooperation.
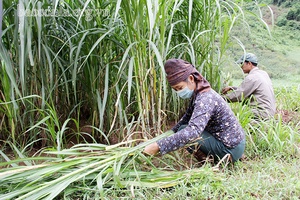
[222,53,276,120]
[144,58,245,163]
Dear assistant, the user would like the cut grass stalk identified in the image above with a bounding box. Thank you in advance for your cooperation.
[0,130,223,199]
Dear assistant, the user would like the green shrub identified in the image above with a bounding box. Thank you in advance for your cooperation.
[276,17,287,27]
[287,9,296,20]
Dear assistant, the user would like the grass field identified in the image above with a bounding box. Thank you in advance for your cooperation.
[232,76,300,88]
[1,85,299,199]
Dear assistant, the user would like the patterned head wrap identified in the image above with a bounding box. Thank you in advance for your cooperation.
[164,58,211,93]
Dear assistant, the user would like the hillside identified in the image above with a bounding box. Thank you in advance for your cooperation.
[222,1,300,88]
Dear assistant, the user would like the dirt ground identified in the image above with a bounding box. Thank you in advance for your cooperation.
[277,109,300,124]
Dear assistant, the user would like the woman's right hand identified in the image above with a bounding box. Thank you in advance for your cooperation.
[144,142,160,155]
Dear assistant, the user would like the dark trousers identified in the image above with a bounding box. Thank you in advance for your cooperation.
[178,126,245,162]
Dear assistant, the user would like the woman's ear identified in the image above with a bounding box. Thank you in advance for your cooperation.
[188,75,194,83]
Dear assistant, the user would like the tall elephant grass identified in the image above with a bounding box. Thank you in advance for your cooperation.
[0,0,261,148]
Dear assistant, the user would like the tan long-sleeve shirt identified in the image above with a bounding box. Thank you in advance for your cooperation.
[224,67,276,119]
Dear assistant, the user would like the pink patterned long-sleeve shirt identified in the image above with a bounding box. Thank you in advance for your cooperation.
[157,89,245,155]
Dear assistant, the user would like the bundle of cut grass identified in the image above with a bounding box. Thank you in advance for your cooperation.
[0,131,223,199]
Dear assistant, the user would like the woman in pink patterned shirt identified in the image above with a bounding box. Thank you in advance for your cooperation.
[144,59,245,163]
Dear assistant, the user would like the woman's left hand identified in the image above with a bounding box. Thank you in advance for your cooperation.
[144,142,160,155]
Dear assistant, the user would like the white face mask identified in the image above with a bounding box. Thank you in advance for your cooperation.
[175,86,194,99]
